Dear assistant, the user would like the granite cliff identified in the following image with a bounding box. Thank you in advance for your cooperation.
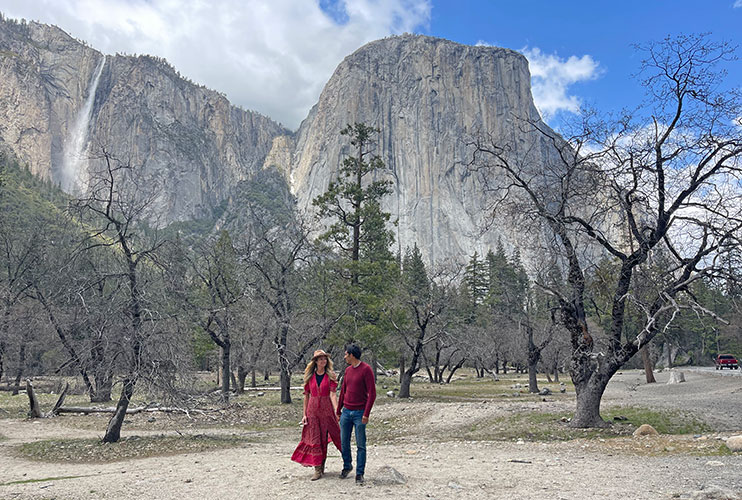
[1,17,558,264]
[0,17,288,223]
[285,35,555,264]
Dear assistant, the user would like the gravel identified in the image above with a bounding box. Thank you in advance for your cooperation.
[0,369,740,499]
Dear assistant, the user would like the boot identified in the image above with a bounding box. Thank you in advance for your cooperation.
[311,466,323,481]
[320,459,326,475]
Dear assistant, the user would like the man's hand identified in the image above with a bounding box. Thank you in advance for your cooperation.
[361,416,369,424]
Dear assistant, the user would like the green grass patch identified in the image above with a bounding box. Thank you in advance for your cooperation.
[602,406,712,435]
[374,373,575,402]
[458,406,712,443]
[16,434,250,463]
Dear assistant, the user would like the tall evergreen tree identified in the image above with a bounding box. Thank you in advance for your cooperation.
[312,123,397,357]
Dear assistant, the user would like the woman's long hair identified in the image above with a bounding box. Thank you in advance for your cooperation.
[303,355,337,386]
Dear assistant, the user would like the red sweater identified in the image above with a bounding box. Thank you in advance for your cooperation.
[337,362,376,418]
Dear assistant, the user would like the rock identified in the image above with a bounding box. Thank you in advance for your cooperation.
[539,388,551,396]
[613,416,628,421]
[372,466,407,485]
[725,435,742,452]
[633,424,659,437]
[257,392,265,397]
[559,383,566,393]
[386,390,395,398]
[705,461,725,467]
[689,485,742,499]
[289,34,563,265]
[2,20,570,267]
[512,384,522,389]
[448,481,464,490]
[667,371,686,384]
[0,18,287,223]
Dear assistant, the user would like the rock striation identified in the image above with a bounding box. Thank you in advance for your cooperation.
[288,34,557,265]
[2,18,561,264]
[0,17,288,223]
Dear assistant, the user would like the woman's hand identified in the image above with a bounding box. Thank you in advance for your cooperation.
[301,415,308,426]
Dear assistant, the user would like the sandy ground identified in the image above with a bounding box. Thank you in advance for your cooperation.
[1,369,741,500]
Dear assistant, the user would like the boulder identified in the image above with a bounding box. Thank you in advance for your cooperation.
[725,435,742,452]
[667,371,686,384]
[371,466,407,485]
[386,390,395,398]
[539,388,551,396]
[633,424,659,437]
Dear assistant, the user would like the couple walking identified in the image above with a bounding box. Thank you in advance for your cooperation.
[291,344,376,485]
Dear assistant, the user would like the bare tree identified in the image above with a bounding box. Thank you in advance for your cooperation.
[392,245,458,398]
[469,34,742,427]
[71,147,168,442]
[186,230,244,402]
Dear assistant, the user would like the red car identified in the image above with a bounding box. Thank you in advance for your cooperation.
[715,354,739,370]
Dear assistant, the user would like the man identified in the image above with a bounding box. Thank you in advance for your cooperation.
[336,343,376,485]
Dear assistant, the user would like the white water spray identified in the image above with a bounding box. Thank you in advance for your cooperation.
[61,55,106,194]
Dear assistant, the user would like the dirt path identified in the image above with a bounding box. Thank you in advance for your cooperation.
[1,369,740,500]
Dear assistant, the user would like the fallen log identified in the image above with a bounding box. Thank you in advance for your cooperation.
[55,406,207,415]
[240,386,303,391]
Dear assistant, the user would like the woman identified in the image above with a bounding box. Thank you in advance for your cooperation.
[291,349,341,480]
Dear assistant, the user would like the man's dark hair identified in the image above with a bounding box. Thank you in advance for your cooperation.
[345,343,362,360]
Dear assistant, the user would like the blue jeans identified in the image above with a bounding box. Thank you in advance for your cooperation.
[339,408,367,475]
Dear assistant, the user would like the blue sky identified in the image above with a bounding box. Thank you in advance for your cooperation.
[2,0,740,130]
[425,1,742,124]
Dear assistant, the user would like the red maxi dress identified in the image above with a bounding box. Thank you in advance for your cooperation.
[291,374,342,466]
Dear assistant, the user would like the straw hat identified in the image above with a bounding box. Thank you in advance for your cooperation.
[311,349,330,360]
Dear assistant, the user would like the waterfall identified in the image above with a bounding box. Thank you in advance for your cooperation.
[61,54,106,194]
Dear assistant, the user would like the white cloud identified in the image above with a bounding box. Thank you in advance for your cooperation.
[521,47,600,120]
[734,0,742,8]
[2,0,431,129]
[475,42,600,121]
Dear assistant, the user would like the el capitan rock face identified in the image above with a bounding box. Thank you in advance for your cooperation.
[288,35,555,264]
[2,18,558,264]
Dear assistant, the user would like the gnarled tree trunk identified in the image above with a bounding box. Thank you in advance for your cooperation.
[103,376,136,443]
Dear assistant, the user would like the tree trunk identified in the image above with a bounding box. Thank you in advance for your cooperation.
[12,343,25,395]
[236,365,248,394]
[445,358,465,384]
[666,342,673,369]
[102,376,136,443]
[552,357,560,383]
[570,367,612,428]
[279,365,291,404]
[371,351,378,382]
[527,325,540,393]
[0,340,5,383]
[501,357,508,374]
[264,369,270,381]
[25,379,42,418]
[399,354,405,384]
[399,371,413,398]
[251,367,257,388]
[528,361,539,393]
[641,345,656,384]
[220,343,231,402]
